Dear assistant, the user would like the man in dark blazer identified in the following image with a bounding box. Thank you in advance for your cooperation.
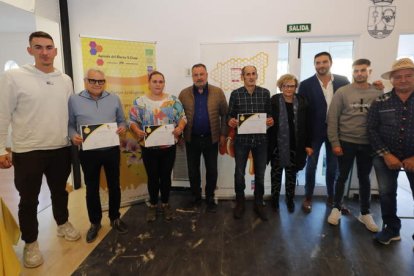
[298,51,350,213]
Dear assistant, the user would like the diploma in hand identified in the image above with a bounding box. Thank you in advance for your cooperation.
[237,113,267,134]
[81,123,120,150]
[144,124,175,147]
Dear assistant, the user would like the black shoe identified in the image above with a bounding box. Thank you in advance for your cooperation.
[206,200,218,213]
[188,196,202,209]
[161,203,174,220]
[233,196,245,219]
[146,205,158,222]
[286,199,295,213]
[271,198,279,211]
[111,218,128,234]
[86,223,101,243]
[254,203,268,221]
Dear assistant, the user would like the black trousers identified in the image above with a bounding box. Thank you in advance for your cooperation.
[270,150,298,200]
[333,141,373,214]
[79,147,121,224]
[141,145,176,205]
[185,135,218,200]
[13,147,71,243]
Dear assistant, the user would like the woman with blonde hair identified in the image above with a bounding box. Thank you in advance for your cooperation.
[267,74,313,213]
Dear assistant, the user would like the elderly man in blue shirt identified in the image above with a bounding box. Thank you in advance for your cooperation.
[68,68,128,243]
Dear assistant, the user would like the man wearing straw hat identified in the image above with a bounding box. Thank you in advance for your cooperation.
[367,57,414,245]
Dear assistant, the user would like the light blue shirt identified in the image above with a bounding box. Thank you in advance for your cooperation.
[68,90,126,139]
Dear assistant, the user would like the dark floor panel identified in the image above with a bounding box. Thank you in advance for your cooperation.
[73,192,414,276]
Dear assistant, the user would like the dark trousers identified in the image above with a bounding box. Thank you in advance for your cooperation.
[13,147,71,243]
[79,147,121,224]
[234,139,267,203]
[142,145,176,205]
[185,135,218,200]
[333,141,373,214]
[270,150,297,201]
[305,137,338,198]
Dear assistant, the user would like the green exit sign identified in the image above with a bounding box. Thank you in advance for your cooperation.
[287,24,311,33]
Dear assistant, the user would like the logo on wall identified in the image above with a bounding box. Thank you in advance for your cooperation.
[88,41,104,66]
[367,0,396,39]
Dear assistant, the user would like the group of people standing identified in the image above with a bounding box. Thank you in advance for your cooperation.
[297,52,414,246]
[0,31,413,269]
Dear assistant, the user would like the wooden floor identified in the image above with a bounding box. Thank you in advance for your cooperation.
[1,168,413,275]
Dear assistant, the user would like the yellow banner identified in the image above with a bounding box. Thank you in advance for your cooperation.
[81,37,156,205]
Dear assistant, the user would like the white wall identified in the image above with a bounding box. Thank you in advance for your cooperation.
[34,0,60,24]
[35,16,64,72]
[0,32,33,69]
[0,0,63,72]
[68,0,414,94]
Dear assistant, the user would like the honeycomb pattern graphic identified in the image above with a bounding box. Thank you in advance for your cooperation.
[210,52,269,92]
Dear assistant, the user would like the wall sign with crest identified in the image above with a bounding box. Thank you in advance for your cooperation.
[367,0,396,39]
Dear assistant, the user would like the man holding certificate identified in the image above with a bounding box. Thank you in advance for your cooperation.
[68,68,128,243]
[227,65,274,221]
[129,71,187,222]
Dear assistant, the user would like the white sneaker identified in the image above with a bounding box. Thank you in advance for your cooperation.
[57,221,81,241]
[327,208,341,225]
[358,213,379,232]
[23,241,44,268]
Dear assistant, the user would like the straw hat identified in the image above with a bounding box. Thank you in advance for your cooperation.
[381,58,414,79]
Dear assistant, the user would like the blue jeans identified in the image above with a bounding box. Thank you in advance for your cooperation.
[185,135,218,200]
[234,139,267,203]
[373,156,414,232]
[305,137,338,198]
[333,141,373,214]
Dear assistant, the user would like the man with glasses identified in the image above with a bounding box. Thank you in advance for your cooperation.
[0,31,80,268]
[367,58,414,245]
[68,68,128,243]
[326,59,382,231]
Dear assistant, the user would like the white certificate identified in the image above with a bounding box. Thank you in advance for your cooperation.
[237,113,267,134]
[81,122,120,151]
[144,124,175,147]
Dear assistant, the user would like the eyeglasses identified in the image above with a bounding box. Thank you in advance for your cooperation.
[87,79,106,85]
[282,84,296,89]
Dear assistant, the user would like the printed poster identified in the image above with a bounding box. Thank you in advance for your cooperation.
[81,36,156,205]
